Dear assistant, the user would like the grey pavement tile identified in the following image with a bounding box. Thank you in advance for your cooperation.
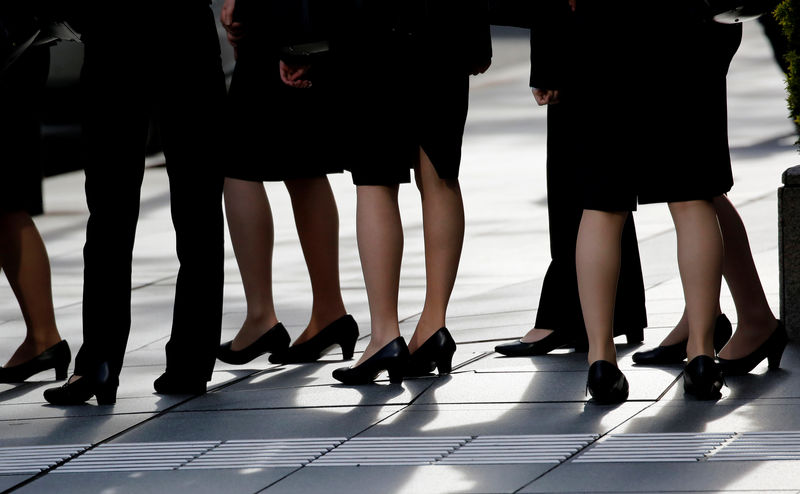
[615,398,800,434]
[111,406,404,443]
[0,413,154,447]
[265,465,545,494]
[414,368,680,404]
[358,402,649,437]
[519,461,800,493]
[13,469,294,494]
[0,476,34,491]
[174,378,432,412]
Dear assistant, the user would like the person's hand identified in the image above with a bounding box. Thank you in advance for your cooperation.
[569,0,576,11]
[221,0,245,58]
[470,58,492,76]
[532,88,561,105]
[280,60,313,88]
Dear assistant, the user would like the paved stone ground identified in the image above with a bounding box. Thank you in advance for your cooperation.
[1,23,799,493]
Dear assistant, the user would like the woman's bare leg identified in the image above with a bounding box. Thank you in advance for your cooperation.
[409,149,464,353]
[285,177,347,344]
[713,195,778,359]
[224,178,279,351]
[355,184,403,365]
[0,211,62,367]
[576,210,628,365]
[668,200,723,360]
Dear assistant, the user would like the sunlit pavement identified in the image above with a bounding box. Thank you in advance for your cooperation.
[1,24,798,493]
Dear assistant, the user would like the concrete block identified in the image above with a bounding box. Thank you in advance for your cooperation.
[779,165,800,339]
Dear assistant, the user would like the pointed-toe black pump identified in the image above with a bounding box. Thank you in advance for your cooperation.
[332,336,409,385]
[43,362,117,406]
[717,320,787,376]
[683,355,724,400]
[404,327,456,377]
[0,340,71,383]
[586,360,629,404]
[269,315,359,364]
[218,322,290,365]
[632,314,732,365]
[494,330,572,357]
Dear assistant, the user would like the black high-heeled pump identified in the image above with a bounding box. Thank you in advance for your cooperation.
[404,327,456,377]
[43,362,117,405]
[494,330,572,357]
[632,314,732,365]
[217,322,290,365]
[683,355,724,400]
[586,360,629,404]
[0,340,71,383]
[717,320,787,376]
[332,337,409,385]
[269,315,359,364]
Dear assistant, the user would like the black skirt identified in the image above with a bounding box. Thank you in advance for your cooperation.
[225,40,343,183]
[573,3,742,211]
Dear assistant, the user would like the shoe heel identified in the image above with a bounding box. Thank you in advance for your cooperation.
[387,367,404,384]
[340,337,356,361]
[768,344,785,370]
[55,364,68,381]
[436,355,454,375]
[625,328,644,345]
[95,385,117,405]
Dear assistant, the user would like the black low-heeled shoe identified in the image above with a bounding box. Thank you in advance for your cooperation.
[269,315,359,364]
[43,362,117,406]
[332,337,409,385]
[683,355,724,400]
[404,327,456,377]
[153,372,207,395]
[586,360,629,404]
[495,330,572,357]
[0,340,71,383]
[718,320,788,376]
[218,322,290,365]
[632,314,732,365]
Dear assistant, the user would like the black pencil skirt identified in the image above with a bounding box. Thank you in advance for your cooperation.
[573,4,742,212]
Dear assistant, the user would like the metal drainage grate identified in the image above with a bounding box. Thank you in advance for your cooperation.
[53,441,221,473]
[180,438,345,469]
[309,436,471,466]
[709,432,800,461]
[0,444,89,475]
[439,434,598,465]
[573,433,734,463]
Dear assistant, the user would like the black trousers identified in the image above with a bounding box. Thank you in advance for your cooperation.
[74,2,226,382]
[534,98,647,344]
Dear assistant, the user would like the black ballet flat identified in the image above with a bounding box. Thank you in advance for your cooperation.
[218,322,290,365]
[269,315,359,364]
[332,337,409,385]
[0,340,71,383]
[632,314,732,365]
[43,362,117,406]
[404,327,457,377]
[586,360,629,404]
[718,320,788,376]
[683,355,724,400]
[494,331,573,357]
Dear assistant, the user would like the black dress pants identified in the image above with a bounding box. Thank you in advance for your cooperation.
[534,97,647,345]
[74,1,226,382]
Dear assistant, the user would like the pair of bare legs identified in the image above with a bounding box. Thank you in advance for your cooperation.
[0,211,63,368]
[354,149,464,366]
[223,177,347,351]
[650,195,778,359]
[577,200,723,366]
